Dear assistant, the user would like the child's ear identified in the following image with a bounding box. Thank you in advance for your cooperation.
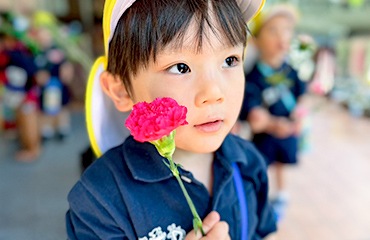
[100,71,133,112]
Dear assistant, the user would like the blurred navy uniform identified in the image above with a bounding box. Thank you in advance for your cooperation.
[240,61,306,165]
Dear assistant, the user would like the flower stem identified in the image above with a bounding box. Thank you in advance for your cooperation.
[168,157,205,236]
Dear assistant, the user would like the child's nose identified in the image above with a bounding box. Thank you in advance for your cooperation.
[194,71,224,106]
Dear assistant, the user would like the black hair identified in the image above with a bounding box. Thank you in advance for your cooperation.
[107,0,248,96]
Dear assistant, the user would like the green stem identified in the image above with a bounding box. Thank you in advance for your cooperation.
[168,157,205,236]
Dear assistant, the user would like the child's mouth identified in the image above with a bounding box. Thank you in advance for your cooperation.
[194,120,223,133]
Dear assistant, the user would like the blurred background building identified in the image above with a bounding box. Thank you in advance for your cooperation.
[0,0,370,239]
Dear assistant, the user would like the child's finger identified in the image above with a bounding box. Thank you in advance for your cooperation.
[201,211,221,234]
[185,211,221,240]
[202,221,230,240]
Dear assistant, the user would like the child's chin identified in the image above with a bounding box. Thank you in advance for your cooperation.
[177,141,220,154]
[195,139,224,153]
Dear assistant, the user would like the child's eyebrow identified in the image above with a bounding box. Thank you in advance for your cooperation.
[157,44,244,57]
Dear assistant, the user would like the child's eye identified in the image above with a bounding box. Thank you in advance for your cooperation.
[223,56,239,68]
[168,63,191,74]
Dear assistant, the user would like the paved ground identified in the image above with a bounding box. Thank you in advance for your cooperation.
[0,109,87,240]
[269,96,370,240]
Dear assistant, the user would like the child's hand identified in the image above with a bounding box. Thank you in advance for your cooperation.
[35,70,51,86]
[185,211,230,240]
[248,107,271,133]
[59,62,74,84]
[268,117,295,139]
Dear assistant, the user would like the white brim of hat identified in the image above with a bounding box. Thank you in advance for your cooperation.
[238,0,265,22]
[86,57,130,157]
[262,4,299,26]
[87,0,265,157]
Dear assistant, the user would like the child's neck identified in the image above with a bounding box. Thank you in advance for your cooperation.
[173,149,214,195]
[260,55,285,69]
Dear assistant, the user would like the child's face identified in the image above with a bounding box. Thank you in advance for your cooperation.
[255,15,295,60]
[127,21,245,153]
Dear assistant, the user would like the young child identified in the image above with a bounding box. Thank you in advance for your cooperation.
[31,12,74,141]
[239,4,306,220]
[0,25,40,161]
[66,0,277,239]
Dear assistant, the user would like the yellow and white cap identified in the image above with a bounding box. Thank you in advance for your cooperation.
[249,3,299,36]
[86,0,266,157]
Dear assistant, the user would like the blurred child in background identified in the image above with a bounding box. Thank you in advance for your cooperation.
[0,13,40,161]
[239,4,307,221]
[31,12,74,142]
[0,11,75,161]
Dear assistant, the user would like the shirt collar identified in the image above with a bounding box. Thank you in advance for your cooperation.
[215,134,248,167]
[256,60,287,77]
[122,134,248,183]
[123,136,173,182]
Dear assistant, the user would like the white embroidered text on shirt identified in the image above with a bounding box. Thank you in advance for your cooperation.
[138,224,186,240]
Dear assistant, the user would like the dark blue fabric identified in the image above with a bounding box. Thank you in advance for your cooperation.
[34,46,66,77]
[239,63,306,165]
[35,46,71,109]
[252,134,298,165]
[66,135,276,240]
[5,49,37,91]
[239,62,306,121]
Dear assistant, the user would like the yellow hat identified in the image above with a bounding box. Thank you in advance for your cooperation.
[86,0,266,156]
[32,11,58,28]
[250,3,299,36]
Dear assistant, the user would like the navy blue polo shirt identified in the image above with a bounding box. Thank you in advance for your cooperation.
[5,49,37,91]
[239,62,306,165]
[239,62,306,121]
[66,135,276,240]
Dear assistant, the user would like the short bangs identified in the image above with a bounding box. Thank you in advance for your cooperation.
[107,0,247,95]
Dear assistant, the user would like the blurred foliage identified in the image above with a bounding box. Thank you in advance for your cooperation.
[0,11,93,74]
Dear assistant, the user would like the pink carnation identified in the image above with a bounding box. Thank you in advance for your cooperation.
[125,97,188,142]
